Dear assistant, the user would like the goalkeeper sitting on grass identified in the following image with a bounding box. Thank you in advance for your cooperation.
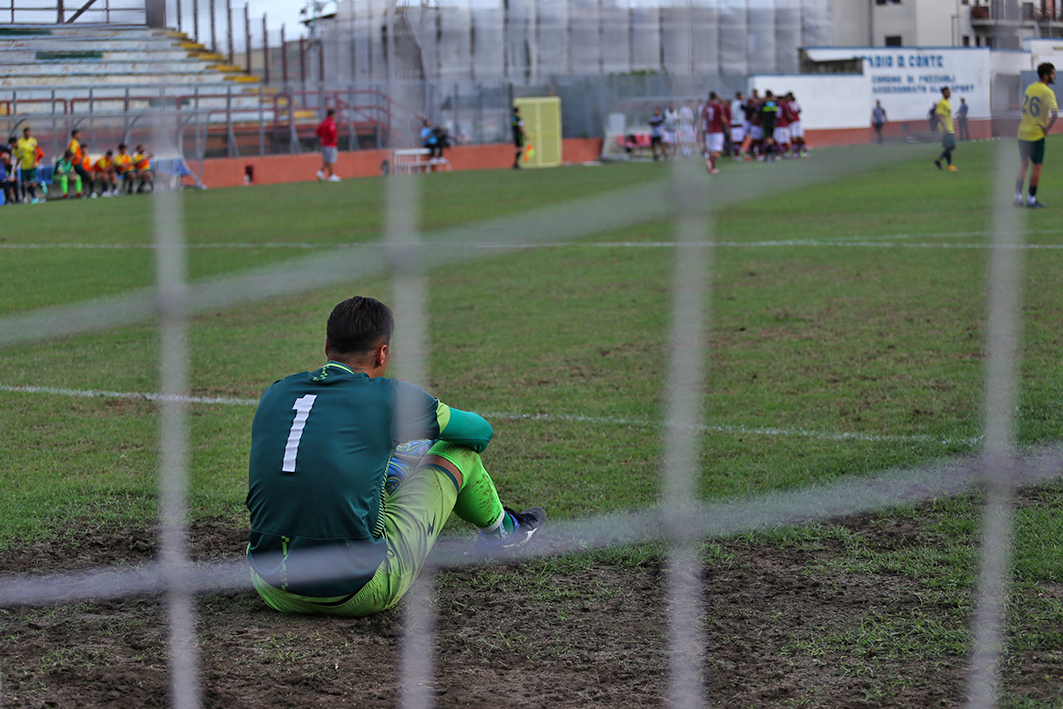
[246,296,545,617]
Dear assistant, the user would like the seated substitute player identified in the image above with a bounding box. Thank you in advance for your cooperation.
[246,296,546,617]
[93,150,118,196]
[113,144,136,194]
[133,145,154,193]
[52,149,80,199]
[0,138,17,206]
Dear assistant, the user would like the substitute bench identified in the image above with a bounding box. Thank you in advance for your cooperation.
[392,148,451,174]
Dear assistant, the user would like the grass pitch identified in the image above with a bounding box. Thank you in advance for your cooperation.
[3,138,1063,705]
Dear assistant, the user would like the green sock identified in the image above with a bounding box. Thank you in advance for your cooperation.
[438,442,508,532]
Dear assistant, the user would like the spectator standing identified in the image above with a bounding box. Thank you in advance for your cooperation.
[648,107,666,161]
[315,109,340,182]
[872,100,888,144]
[956,98,970,141]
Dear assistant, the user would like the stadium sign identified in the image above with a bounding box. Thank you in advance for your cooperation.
[803,47,991,124]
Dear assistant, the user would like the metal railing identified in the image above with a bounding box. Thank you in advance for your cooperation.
[0,0,147,25]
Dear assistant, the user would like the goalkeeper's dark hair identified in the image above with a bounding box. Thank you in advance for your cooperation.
[1038,62,1055,81]
[327,296,394,358]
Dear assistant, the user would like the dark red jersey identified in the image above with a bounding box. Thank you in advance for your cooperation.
[701,101,730,134]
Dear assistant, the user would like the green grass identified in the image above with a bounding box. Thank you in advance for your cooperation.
[4,138,1063,702]
[3,141,1060,526]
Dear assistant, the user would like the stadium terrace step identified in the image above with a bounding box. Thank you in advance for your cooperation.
[0,49,194,62]
[0,36,185,50]
[0,73,258,89]
[0,24,260,98]
[1,63,219,77]
[0,24,165,38]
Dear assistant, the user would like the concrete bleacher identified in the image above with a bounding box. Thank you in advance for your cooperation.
[0,25,261,108]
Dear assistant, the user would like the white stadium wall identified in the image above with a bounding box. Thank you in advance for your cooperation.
[746,73,872,131]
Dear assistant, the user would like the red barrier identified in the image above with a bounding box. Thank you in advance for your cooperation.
[197,138,605,188]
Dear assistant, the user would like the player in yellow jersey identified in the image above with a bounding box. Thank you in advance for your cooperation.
[67,129,94,198]
[933,86,957,172]
[132,144,153,193]
[93,149,118,197]
[113,143,135,194]
[15,126,42,203]
[1015,62,1058,208]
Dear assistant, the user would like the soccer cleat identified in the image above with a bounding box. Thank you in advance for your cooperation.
[474,506,546,557]
[316,170,325,181]
[710,168,719,174]
[934,159,942,170]
[1014,195,1024,207]
[328,174,341,182]
[948,165,957,172]
[1028,200,1047,208]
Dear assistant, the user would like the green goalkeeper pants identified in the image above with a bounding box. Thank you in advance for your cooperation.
[250,441,503,617]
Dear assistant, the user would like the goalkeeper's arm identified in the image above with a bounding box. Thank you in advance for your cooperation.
[436,403,494,453]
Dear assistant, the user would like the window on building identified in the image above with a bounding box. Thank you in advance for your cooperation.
[885,35,903,46]
[875,0,902,4]
[985,36,994,48]
[976,35,982,46]
[963,35,971,46]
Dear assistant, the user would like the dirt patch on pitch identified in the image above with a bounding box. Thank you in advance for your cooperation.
[2,496,1062,709]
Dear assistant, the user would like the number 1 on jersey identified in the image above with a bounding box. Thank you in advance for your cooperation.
[282,394,317,473]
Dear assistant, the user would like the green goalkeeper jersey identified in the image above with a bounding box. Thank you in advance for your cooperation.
[247,361,493,597]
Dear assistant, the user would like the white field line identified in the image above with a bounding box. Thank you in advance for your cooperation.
[0,384,980,448]
[5,230,1063,251]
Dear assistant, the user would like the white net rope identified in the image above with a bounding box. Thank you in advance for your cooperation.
[0,139,1047,709]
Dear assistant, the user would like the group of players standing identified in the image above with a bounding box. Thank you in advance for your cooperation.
[0,126,154,205]
[649,89,809,174]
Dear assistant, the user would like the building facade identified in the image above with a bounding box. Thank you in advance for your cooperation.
[831,0,1060,50]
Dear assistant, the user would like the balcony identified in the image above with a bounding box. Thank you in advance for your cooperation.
[970,0,1037,26]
